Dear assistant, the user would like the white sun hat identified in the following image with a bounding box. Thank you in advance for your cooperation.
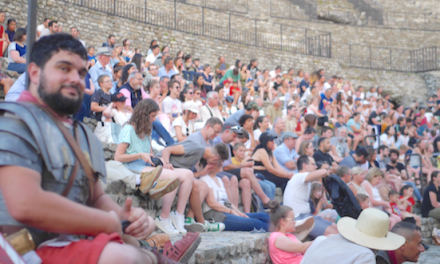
[337,208,405,251]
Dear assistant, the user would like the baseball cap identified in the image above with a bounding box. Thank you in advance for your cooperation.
[223,79,232,85]
[281,132,299,140]
[355,98,362,101]
[259,132,277,142]
[223,122,243,135]
[111,92,127,102]
[225,96,234,103]
[247,78,254,82]
[182,101,199,113]
[245,101,261,111]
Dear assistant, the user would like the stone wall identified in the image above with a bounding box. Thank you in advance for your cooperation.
[1,0,437,103]
[421,217,440,245]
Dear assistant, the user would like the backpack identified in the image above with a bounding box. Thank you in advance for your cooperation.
[323,174,362,219]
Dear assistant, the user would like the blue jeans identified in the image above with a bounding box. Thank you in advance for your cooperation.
[152,120,175,146]
[124,159,151,172]
[7,63,26,74]
[223,212,270,232]
[259,180,276,200]
[403,181,423,201]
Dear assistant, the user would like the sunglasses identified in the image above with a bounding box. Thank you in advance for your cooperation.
[188,92,193,94]
[196,92,201,95]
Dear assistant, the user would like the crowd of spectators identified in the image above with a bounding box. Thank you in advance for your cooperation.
[1,16,439,264]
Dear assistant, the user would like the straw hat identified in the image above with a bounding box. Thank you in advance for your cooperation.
[294,216,314,241]
[337,208,405,251]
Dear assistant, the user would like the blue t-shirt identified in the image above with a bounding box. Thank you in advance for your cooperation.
[319,93,333,111]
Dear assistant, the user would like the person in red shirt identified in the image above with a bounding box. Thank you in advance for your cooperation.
[399,185,415,213]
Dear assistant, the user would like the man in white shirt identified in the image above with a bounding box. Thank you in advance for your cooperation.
[70,27,86,47]
[39,20,58,39]
[36,18,50,37]
[145,45,160,68]
[162,79,182,124]
[200,91,223,123]
[283,155,338,238]
[269,66,282,82]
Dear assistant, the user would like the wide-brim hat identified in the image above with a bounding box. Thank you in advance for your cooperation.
[337,208,405,251]
[294,216,314,241]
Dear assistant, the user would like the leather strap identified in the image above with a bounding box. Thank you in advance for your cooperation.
[27,103,97,204]
[61,127,80,197]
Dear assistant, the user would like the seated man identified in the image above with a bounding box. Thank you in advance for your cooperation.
[268,117,285,146]
[283,156,339,238]
[313,137,338,172]
[376,222,425,264]
[273,132,300,173]
[339,147,369,169]
[0,34,198,264]
[330,127,350,163]
[302,209,405,263]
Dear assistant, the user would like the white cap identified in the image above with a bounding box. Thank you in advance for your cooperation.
[183,101,199,113]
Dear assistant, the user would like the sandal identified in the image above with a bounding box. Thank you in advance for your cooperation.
[163,232,201,264]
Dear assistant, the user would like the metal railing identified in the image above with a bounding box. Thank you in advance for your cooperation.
[405,153,425,193]
[170,0,249,14]
[333,43,439,72]
[60,0,332,57]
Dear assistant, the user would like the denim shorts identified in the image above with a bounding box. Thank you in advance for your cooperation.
[124,159,151,173]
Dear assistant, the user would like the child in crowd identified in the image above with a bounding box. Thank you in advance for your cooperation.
[244,78,255,96]
[229,81,241,104]
[87,46,96,68]
[381,114,392,134]
[309,182,338,222]
[389,189,421,226]
[356,193,370,210]
[222,79,232,98]
[193,58,203,73]
[389,190,403,218]
[231,143,251,165]
[269,204,312,264]
[334,114,346,129]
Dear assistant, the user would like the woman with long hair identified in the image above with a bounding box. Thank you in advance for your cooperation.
[421,171,440,220]
[253,116,269,145]
[173,56,183,75]
[237,89,251,110]
[309,182,337,222]
[110,44,127,67]
[239,64,250,88]
[119,64,137,87]
[252,132,294,190]
[179,87,193,103]
[147,39,157,55]
[131,53,144,74]
[115,99,195,235]
[202,64,215,95]
[297,140,314,156]
[301,114,317,135]
[409,139,439,183]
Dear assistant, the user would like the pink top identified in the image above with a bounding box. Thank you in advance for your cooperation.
[120,88,148,107]
[269,232,303,264]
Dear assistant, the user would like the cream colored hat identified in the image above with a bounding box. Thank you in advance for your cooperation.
[183,101,199,114]
[337,208,405,251]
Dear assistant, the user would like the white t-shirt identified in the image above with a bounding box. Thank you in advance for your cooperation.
[253,129,263,141]
[170,116,195,141]
[36,24,45,34]
[162,96,182,117]
[145,53,157,64]
[39,28,51,39]
[398,135,409,147]
[283,172,311,215]
[200,175,229,213]
[380,133,395,146]
[111,109,131,125]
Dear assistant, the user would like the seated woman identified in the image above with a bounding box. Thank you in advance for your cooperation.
[6,28,26,74]
[170,101,198,142]
[297,140,314,156]
[198,158,275,232]
[421,171,440,220]
[380,126,396,148]
[269,205,312,264]
[347,167,368,197]
[103,92,132,126]
[253,116,269,145]
[252,132,294,190]
[239,114,256,152]
[362,168,401,229]
[115,99,195,235]
[409,139,439,183]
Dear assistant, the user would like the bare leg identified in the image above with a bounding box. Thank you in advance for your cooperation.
[221,177,233,207]
[229,176,239,208]
[188,180,207,224]
[323,223,339,236]
[268,87,273,102]
[241,168,270,204]
[239,179,251,213]
[1,78,13,95]
[346,137,352,150]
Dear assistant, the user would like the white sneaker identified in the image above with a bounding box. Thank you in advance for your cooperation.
[155,216,179,235]
[169,211,187,235]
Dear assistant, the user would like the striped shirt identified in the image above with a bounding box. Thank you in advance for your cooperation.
[118,124,151,155]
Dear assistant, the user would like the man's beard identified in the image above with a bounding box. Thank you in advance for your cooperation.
[38,74,83,116]
[390,158,397,164]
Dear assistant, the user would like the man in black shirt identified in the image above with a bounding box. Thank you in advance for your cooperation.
[313,137,337,172]
[386,149,407,180]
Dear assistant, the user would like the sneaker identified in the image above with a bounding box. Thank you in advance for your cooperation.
[294,216,315,241]
[203,220,225,232]
[155,216,179,235]
[145,234,170,249]
[139,166,163,194]
[149,178,180,200]
[184,217,204,233]
[163,232,201,263]
[170,211,187,235]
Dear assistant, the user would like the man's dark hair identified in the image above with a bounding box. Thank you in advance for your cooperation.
[239,114,253,127]
[44,18,50,22]
[297,155,310,171]
[287,104,295,111]
[400,185,413,196]
[13,28,26,42]
[167,79,179,89]
[336,166,350,178]
[48,20,58,27]
[152,45,160,50]
[122,39,129,46]
[218,56,223,61]
[318,137,327,148]
[159,75,170,82]
[304,126,316,135]
[275,66,282,70]
[355,147,369,159]
[321,126,332,136]
[379,145,389,153]
[205,117,223,129]
[164,57,173,66]
[30,33,87,70]
[108,34,115,39]
[184,54,191,61]
[391,222,421,241]
[389,149,399,158]
[70,26,78,31]
[213,143,229,161]
[388,189,399,197]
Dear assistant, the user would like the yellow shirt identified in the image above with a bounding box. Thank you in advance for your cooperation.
[231,157,242,165]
